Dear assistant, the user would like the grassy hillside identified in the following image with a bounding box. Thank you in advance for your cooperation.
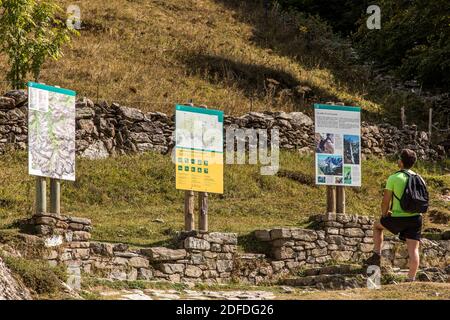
[0,151,448,247]
[0,0,424,124]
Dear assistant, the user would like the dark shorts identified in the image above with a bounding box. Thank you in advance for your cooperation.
[380,215,422,241]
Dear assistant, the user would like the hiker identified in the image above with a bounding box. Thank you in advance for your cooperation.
[365,149,429,282]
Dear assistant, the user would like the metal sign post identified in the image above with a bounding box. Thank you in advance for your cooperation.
[50,178,61,215]
[35,177,47,214]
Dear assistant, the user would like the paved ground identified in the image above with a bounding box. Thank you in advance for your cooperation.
[99,289,277,300]
[92,282,450,300]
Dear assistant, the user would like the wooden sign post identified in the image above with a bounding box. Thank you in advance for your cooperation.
[182,102,210,232]
[198,191,208,232]
[326,186,336,213]
[336,185,345,214]
[320,102,350,214]
[184,190,195,231]
[334,102,346,214]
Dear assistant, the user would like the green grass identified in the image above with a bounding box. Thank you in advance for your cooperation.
[0,151,448,247]
[0,254,67,295]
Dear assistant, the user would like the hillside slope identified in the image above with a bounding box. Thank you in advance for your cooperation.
[0,257,32,300]
[0,0,411,122]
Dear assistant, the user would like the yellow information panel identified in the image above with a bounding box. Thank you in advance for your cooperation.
[175,105,224,194]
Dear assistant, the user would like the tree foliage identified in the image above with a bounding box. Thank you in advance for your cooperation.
[0,0,76,89]
[276,0,450,89]
[354,0,450,88]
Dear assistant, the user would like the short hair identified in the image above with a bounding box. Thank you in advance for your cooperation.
[400,149,417,169]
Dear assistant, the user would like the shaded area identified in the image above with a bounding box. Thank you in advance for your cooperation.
[181,52,337,113]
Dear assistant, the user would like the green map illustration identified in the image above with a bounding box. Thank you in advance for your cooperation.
[28,85,76,181]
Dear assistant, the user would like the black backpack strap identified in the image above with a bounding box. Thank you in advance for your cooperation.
[390,170,410,209]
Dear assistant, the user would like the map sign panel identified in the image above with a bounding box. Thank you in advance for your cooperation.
[28,82,76,181]
[175,105,224,194]
[314,104,361,187]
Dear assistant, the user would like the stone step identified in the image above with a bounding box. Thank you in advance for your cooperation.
[280,273,367,290]
[279,264,367,290]
[301,264,364,276]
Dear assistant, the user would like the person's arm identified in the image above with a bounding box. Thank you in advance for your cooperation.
[381,189,392,216]
[382,175,395,216]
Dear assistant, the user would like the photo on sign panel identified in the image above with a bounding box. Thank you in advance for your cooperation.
[344,166,352,184]
[315,133,335,154]
[344,135,360,165]
[317,154,343,176]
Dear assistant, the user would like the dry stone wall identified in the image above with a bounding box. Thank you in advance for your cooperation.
[0,91,446,160]
[27,213,449,287]
[254,213,450,273]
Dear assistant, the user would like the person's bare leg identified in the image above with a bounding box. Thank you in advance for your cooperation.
[406,239,420,281]
[373,221,384,255]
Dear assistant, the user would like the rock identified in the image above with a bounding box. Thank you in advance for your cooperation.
[359,243,373,253]
[129,257,149,268]
[0,97,16,110]
[80,141,109,160]
[4,90,27,106]
[0,257,32,300]
[185,265,203,278]
[72,231,91,241]
[217,260,233,273]
[203,232,238,245]
[141,247,187,261]
[113,243,129,252]
[270,228,292,240]
[137,268,153,280]
[290,112,313,127]
[311,248,328,257]
[158,263,185,274]
[342,228,365,238]
[34,216,57,226]
[68,217,92,225]
[273,247,295,260]
[330,251,353,262]
[119,106,144,121]
[291,229,318,242]
[76,106,95,119]
[184,237,211,251]
[78,119,96,134]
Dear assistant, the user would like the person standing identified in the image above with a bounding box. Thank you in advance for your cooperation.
[365,149,428,282]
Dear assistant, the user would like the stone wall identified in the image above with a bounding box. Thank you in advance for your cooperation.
[31,214,238,286]
[254,213,450,272]
[28,213,449,288]
[0,91,446,160]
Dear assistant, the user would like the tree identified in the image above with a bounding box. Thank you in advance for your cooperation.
[0,0,76,89]
[354,0,450,88]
